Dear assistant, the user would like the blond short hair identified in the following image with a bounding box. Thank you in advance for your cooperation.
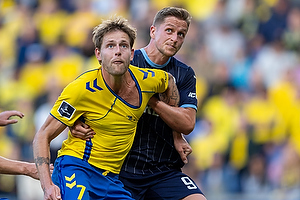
[92,16,137,49]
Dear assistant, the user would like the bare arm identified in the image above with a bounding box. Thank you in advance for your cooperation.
[0,156,38,179]
[33,115,65,200]
[158,73,180,107]
[172,132,192,164]
[0,110,24,126]
[0,156,54,180]
[148,98,196,135]
[147,73,196,135]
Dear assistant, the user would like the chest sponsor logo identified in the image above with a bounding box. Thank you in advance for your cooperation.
[58,101,76,119]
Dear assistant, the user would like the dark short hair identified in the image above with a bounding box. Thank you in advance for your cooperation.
[153,7,192,28]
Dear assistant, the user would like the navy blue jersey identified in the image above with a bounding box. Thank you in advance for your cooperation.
[120,48,198,176]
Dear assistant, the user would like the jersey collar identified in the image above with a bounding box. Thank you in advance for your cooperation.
[140,48,171,69]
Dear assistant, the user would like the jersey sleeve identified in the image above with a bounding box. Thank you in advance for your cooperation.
[178,67,198,110]
[154,69,169,94]
[134,66,169,94]
[50,80,85,126]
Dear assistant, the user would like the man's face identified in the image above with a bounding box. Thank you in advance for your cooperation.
[95,30,134,76]
[151,16,188,57]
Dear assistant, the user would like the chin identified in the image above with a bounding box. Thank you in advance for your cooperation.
[165,51,176,57]
[165,47,178,56]
[114,68,128,76]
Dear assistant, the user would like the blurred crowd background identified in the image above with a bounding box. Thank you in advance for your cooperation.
[1,0,300,199]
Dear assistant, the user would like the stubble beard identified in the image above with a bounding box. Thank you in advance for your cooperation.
[161,43,180,57]
[111,62,129,76]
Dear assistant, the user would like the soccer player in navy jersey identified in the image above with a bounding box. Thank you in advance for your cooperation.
[120,7,206,200]
[71,7,206,200]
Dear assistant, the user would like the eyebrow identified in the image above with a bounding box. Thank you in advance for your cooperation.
[164,23,176,27]
[104,39,129,44]
[164,23,187,32]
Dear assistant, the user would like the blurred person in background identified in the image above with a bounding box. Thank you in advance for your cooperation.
[282,6,300,52]
[71,6,206,200]
[0,111,24,127]
[241,153,271,194]
[257,0,290,44]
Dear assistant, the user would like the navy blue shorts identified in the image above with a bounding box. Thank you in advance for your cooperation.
[120,169,204,200]
[52,155,133,200]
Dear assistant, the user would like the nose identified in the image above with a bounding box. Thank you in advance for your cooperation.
[170,33,178,42]
[115,45,121,56]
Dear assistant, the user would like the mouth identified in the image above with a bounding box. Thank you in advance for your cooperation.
[167,44,176,50]
[112,60,124,64]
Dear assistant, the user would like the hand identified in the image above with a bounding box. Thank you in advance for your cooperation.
[44,183,61,200]
[0,110,24,126]
[173,132,192,164]
[70,120,95,140]
[147,96,159,108]
[49,163,54,175]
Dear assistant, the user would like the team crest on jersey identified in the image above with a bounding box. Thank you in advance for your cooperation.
[58,101,76,119]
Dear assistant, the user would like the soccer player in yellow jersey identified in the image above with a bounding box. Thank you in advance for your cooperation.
[33,16,179,200]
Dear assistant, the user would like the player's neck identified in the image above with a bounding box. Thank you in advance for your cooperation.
[104,71,139,106]
[143,45,170,65]
[103,70,134,94]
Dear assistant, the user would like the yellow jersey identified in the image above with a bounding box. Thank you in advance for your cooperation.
[50,65,168,174]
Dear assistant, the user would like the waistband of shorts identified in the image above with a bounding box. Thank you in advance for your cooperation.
[58,155,119,179]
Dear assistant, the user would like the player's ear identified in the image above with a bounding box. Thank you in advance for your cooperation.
[95,48,101,61]
[130,48,134,61]
[150,25,156,39]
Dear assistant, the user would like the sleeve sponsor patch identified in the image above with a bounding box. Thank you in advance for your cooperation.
[58,101,76,119]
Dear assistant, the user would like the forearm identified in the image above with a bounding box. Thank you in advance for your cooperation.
[149,73,196,134]
[33,115,66,190]
[173,131,182,140]
[33,132,52,190]
[149,98,196,134]
[172,130,192,164]
[0,157,32,175]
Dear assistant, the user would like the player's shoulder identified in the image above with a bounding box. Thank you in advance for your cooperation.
[129,65,168,83]
[63,67,100,91]
[130,64,166,74]
[75,67,100,80]
[170,57,192,71]
[133,49,142,56]
[132,50,144,64]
